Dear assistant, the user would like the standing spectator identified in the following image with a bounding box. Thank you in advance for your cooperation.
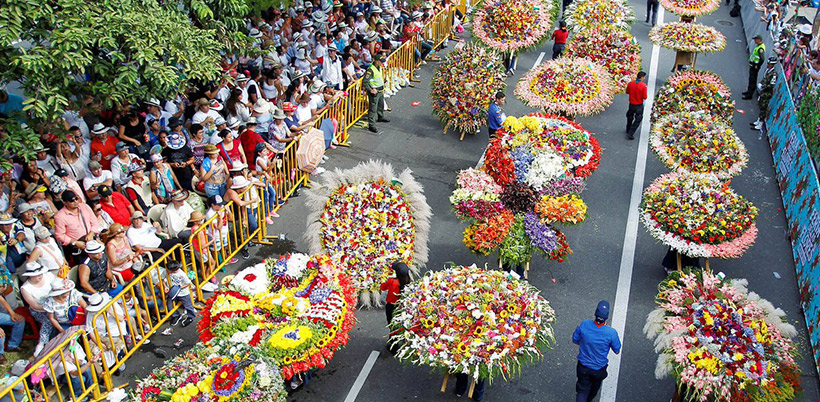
[268,108,297,154]
[89,123,119,171]
[164,132,195,192]
[56,129,89,181]
[363,54,389,133]
[240,118,275,162]
[187,124,209,167]
[645,0,659,26]
[167,261,196,327]
[191,98,221,137]
[216,129,249,170]
[117,110,148,150]
[53,169,86,204]
[161,190,194,239]
[224,175,259,259]
[551,21,569,59]
[98,185,135,227]
[743,35,766,99]
[83,160,115,200]
[381,262,410,348]
[322,47,345,89]
[487,91,507,138]
[205,195,235,265]
[149,154,181,203]
[84,292,127,375]
[144,98,172,130]
[78,240,122,297]
[200,144,230,198]
[20,262,56,355]
[572,300,621,402]
[54,190,100,260]
[189,211,218,292]
[624,71,647,140]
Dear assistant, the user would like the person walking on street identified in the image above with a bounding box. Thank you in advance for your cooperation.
[751,56,779,130]
[363,53,389,133]
[552,21,569,59]
[743,35,766,100]
[487,92,507,138]
[645,0,659,26]
[625,71,647,140]
[573,300,621,402]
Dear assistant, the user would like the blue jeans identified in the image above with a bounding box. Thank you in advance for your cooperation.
[61,370,92,400]
[204,182,226,198]
[170,293,196,320]
[263,184,277,214]
[0,310,24,351]
[247,208,258,234]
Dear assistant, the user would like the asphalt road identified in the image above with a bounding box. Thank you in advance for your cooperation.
[122,2,820,401]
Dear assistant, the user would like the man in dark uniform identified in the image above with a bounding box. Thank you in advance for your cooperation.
[743,35,766,99]
[751,56,779,131]
[363,53,389,133]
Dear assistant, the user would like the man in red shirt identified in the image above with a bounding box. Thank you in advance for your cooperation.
[97,184,135,226]
[625,71,648,140]
[239,117,274,161]
[552,21,569,59]
[89,123,120,170]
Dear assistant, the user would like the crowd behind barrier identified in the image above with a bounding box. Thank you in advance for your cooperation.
[0,5,456,401]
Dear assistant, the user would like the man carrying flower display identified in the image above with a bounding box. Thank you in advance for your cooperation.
[573,300,621,402]
[363,53,390,133]
[625,71,647,140]
[742,35,766,99]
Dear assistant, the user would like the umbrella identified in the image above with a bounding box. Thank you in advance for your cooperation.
[296,128,326,173]
[35,325,85,367]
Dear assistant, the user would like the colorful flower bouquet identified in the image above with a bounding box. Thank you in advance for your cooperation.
[661,0,721,17]
[452,114,601,264]
[132,345,286,402]
[640,172,758,258]
[650,111,748,179]
[644,269,801,402]
[432,44,506,135]
[198,253,357,380]
[305,160,431,306]
[652,70,735,122]
[389,264,556,382]
[565,28,642,93]
[516,57,614,117]
[564,0,636,32]
[649,22,727,53]
[473,0,556,52]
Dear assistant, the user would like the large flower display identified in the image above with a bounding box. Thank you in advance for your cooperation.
[652,70,735,122]
[661,0,721,17]
[305,160,431,306]
[640,172,758,259]
[564,0,636,32]
[565,28,642,93]
[650,111,748,179]
[452,114,601,265]
[644,269,801,402]
[472,0,556,52]
[431,44,506,136]
[649,22,727,53]
[198,253,357,380]
[389,264,556,382]
[516,58,614,117]
[132,345,286,402]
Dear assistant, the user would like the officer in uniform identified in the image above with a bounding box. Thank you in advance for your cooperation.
[751,56,779,131]
[743,35,766,99]
[363,53,390,133]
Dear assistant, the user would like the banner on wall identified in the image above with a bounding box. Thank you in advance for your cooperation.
[766,65,820,374]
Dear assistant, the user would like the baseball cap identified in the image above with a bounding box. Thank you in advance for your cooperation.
[595,300,610,322]
[209,195,226,206]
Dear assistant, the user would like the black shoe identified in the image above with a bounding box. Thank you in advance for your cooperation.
[242,249,250,259]
[742,94,752,100]
[368,126,379,133]
[377,118,390,122]
[181,317,194,327]
[628,134,635,140]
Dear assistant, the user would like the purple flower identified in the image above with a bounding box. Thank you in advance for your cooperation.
[511,146,534,182]
[524,213,558,252]
[541,177,586,197]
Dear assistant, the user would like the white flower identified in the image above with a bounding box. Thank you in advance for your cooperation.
[525,151,566,191]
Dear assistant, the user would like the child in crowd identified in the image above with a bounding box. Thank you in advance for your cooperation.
[44,277,87,333]
[167,261,196,327]
[189,211,218,292]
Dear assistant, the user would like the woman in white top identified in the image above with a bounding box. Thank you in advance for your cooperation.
[19,262,57,352]
[27,226,67,275]
[225,88,251,123]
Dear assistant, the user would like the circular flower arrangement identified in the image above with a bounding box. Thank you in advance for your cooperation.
[564,0,636,32]
[432,44,506,135]
[389,264,556,382]
[305,160,431,306]
[644,269,801,402]
[640,172,758,258]
[198,253,357,380]
[452,114,602,265]
[661,0,721,17]
[516,57,614,117]
[565,28,642,93]
[649,22,727,53]
[473,0,555,52]
[652,70,735,122]
[650,111,748,179]
[132,345,286,402]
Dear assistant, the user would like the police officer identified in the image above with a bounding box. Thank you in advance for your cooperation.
[751,56,779,131]
[363,53,390,133]
[743,35,766,100]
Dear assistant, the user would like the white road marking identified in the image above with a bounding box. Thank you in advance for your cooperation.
[344,350,380,402]
[599,8,665,402]
[533,51,545,69]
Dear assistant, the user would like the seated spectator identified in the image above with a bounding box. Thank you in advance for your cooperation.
[51,336,100,400]
[20,158,51,191]
[20,262,56,354]
[57,128,90,181]
[109,142,140,188]
[90,200,115,231]
[52,168,86,204]
[35,144,61,176]
[0,264,24,362]
[149,154,181,204]
[84,292,127,375]
[123,160,155,214]
[0,213,26,273]
[117,110,147,151]
[17,202,45,255]
[44,277,86,334]
[161,190,194,239]
[27,226,68,276]
[200,144,230,198]
[98,184,134,227]
[104,223,141,283]
[54,190,100,261]
[163,132,195,191]
[78,240,122,297]
[24,183,57,227]
[144,98,172,130]
[167,261,196,327]
[187,124,209,167]
[127,211,183,259]
[83,160,114,200]
[89,123,119,171]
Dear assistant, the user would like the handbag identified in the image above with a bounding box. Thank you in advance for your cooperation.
[69,305,86,325]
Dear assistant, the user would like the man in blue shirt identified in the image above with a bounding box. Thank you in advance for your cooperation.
[0,89,24,118]
[572,300,621,402]
[487,91,506,138]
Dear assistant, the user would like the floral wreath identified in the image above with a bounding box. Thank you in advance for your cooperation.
[651,69,735,122]
[515,57,615,117]
[472,0,557,53]
[649,22,727,53]
[564,0,636,32]
[452,113,602,265]
[305,160,432,307]
[645,269,801,402]
[660,0,721,17]
[431,44,507,135]
[565,28,642,93]
[650,111,748,180]
[389,264,556,382]
[640,172,758,258]
[198,253,357,380]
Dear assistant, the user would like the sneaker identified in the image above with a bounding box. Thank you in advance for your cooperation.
[171,315,184,326]
[269,211,280,218]
[242,250,250,260]
[229,257,239,264]
[265,217,274,224]
[201,282,218,292]
[161,328,173,336]
[322,155,329,162]
[312,167,326,175]
[181,317,194,328]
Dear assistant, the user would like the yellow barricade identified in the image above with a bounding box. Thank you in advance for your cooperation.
[0,330,102,402]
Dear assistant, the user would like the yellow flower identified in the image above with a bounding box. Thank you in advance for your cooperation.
[457,342,469,354]
[269,325,314,350]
